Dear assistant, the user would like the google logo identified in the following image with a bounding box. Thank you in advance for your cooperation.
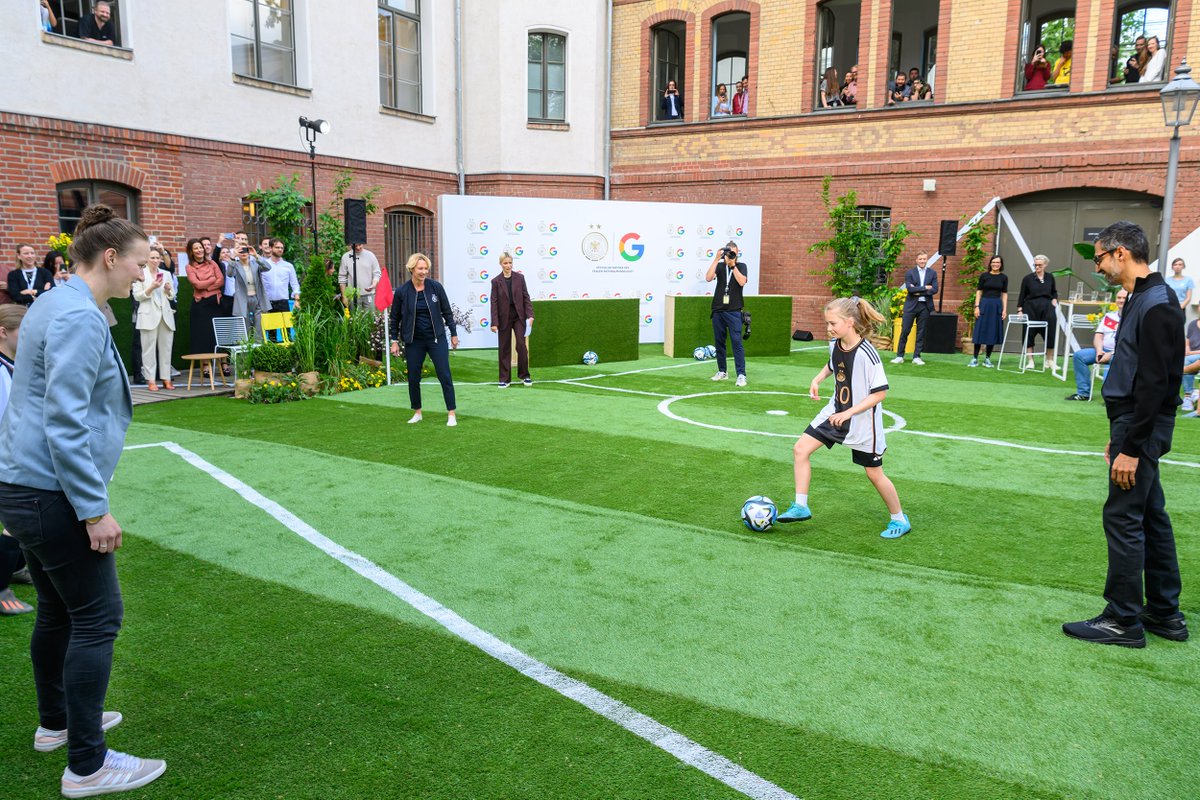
[619,232,645,262]
[480,269,490,280]
[674,270,685,280]
[514,221,525,232]
[479,317,489,327]
[548,246,559,257]
[548,269,559,280]
[514,246,525,256]
[478,293,488,304]
[480,246,490,256]
[675,248,685,258]
[705,226,715,236]
[479,221,489,231]
[734,226,744,236]
[644,292,653,302]
[643,314,653,324]
[549,222,558,232]
[547,292,557,299]
[676,225,686,235]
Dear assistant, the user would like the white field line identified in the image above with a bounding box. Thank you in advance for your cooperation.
[123,441,800,800]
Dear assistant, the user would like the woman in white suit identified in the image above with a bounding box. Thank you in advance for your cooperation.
[131,248,175,391]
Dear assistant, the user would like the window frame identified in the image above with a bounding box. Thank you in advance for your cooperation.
[1015,1,1075,95]
[230,0,298,88]
[528,31,567,123]
[1108,1,1174,89]
[44,0,126,47]
[378,1,422,113]
[651,22,686,123]
[384,207,437,282]
[812,0,860,113]
[710,12,750,119]
[56,180,139,235]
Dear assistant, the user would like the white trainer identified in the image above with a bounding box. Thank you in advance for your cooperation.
[711,371,728,381]
[407,413,422,424]
[912,357,926,366]
[447,415,458,427]
[967,358,978,368]
[34,712,123,753]
[735,374,747,387]
[61,750,166,798]
[890,356,904,364]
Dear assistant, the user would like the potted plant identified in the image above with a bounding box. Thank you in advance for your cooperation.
[292,310,320,395]
[956,219,997,353]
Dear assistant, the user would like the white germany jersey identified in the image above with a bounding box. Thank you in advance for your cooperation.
[810,338,889,455]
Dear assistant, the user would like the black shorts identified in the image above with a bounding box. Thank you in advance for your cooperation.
[804,423,884,467]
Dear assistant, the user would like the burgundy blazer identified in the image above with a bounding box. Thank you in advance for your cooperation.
[490,271,533,329]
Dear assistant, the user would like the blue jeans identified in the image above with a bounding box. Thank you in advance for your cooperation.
[406,337,456,411]
[1184,353,1200,394]
[0,483,123,776]
[1072,348,1112,397]
[712,311,745,376]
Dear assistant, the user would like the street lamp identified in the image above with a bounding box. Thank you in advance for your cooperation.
[298,116,330,258]
[1157,61,1200,268]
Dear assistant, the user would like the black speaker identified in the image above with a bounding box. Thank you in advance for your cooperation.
[923,312,960,354]
[344,198,367,245]
[938,220,957,256]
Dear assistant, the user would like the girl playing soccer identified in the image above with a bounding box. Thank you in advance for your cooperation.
[777,297,911,539]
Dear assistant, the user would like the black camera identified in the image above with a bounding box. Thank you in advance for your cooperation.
[742,311,752,340]
[723,247,736,259]
[239,247,249,254]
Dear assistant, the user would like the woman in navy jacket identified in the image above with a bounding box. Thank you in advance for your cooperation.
[389,252,460,426]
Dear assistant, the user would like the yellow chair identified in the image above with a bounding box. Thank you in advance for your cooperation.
[260,312,294,345]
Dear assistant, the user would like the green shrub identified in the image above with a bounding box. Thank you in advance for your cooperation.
[300,256,338,317]
[251,340,298,374]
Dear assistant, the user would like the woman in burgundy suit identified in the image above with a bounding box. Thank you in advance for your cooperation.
[489,252,534,387]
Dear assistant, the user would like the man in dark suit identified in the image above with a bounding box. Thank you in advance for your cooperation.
[489,253,533,387]
[892,250,937,366]
[8,245,54,307]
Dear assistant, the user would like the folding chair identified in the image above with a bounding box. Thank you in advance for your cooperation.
[212,317,255,381]
[260,311,294,345]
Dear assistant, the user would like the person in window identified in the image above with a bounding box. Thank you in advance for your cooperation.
[7,244,53,307]
[660,80,684,121]
[712,83,731,116]
[818,68,843,108]
[732,77,748,115]
[1134,36,1149,76]
[911,78,932,101]
[1051,40,1072,85]
[908,67,922,87]
[77,0,116,45]
[1024,45,1051,90]
[885,72,911,105]
[39,0,57,32]
[840,65,858,105]
[1122,55,1141,85]
[1141,36,1166,83]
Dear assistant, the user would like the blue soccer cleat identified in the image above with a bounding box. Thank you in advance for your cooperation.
[880,514,912,539]
[777,503,812,523]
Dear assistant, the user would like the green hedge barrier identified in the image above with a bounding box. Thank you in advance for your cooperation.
[528,298,640,368]
[664,294,793,358]
[109,277,194,375]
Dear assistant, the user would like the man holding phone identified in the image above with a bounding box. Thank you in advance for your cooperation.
[706,242,749,386]
[660,80,683,121]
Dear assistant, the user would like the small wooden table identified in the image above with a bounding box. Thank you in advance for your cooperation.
[182,353,228,390]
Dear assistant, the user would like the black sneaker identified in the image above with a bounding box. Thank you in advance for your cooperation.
[1064,393,1090,401]
[1062,614,1146,648]
[1139,613,1189,642]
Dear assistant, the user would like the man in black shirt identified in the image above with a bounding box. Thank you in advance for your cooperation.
[705,242,748,386]
[78,0,116,46]
[1063,221,1187,648]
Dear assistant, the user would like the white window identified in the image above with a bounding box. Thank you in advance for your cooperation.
[379,1,421,112]
[230,0,297,86]
[528,32,566,122]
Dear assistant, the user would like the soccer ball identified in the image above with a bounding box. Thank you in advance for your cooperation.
[693,346,707,360]
[704,344,717,358]
[741,496,777,532]
[582,351,599,365]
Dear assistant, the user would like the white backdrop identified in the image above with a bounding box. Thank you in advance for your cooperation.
[437,195,763,348]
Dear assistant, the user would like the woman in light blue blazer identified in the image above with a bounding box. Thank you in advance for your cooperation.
[0,205,167,796]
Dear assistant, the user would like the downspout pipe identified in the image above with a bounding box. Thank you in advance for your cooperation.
[604,0,612,200]
[455,0,465,195]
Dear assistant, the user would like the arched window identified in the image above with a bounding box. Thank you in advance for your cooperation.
[1110,2,1172,85]
[56,181,138,234]
[528,31,567,122]
[384,207,436,281]
[711,13,749,117]
[652,22,685,122]
[1016,1,1075,92]
[814,0,860,110]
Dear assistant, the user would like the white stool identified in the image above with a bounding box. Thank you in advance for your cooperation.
[996,315,1048,373]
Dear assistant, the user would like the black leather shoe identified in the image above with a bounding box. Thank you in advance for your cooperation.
[1064,393,1090,401]
[1139,613,1189,642]
[1062,615,1146,648]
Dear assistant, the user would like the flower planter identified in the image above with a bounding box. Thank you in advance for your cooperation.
[234,378,254,399]
[298,371,320,395]
[253,371,289,385]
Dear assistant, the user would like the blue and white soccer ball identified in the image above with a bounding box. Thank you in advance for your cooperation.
[693,346,708,360]
[704,344,717,359]
[582,350,599,365]
[741,496,778,532]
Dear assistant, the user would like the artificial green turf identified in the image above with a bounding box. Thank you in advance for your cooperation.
[3,345,1197,799]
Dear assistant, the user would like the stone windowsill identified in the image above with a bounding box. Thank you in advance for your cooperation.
[232,73,312,97]
[380,106,436,123]
[41,31,132,60]
[528,121,570,131]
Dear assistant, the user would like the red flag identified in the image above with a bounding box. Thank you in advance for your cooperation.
[374,268,394,312]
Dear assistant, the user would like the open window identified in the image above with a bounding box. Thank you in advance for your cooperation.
[885,1,938,106]
[1110,2,1172,86]
[1016,1,1075,93]
[711,13,749,117]
[814,0,860,110]
[652,22,686,122]
[44,0,125,47]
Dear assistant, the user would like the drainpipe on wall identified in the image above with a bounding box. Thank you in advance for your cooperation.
[454,0,465,195]
[604,0,612,201]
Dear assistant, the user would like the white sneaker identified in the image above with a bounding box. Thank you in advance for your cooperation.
[1025,358,1036,370]
[407,413,422,424]
[61,750,166,798]
[735,374,747,387]
[35,712,123,752]
[984,358,993,368]
[1184,396,1196,412]
[711,371,728,381]
[967,358,978,367]
[890,356,904,364]
[447,415,457,427]
[912,357,926,366]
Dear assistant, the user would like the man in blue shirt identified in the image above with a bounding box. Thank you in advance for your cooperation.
[260,239,299,311]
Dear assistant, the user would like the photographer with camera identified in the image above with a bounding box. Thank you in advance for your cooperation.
[1024,45,1051,90]
[660,80,683,121]
[706,242,748,386]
